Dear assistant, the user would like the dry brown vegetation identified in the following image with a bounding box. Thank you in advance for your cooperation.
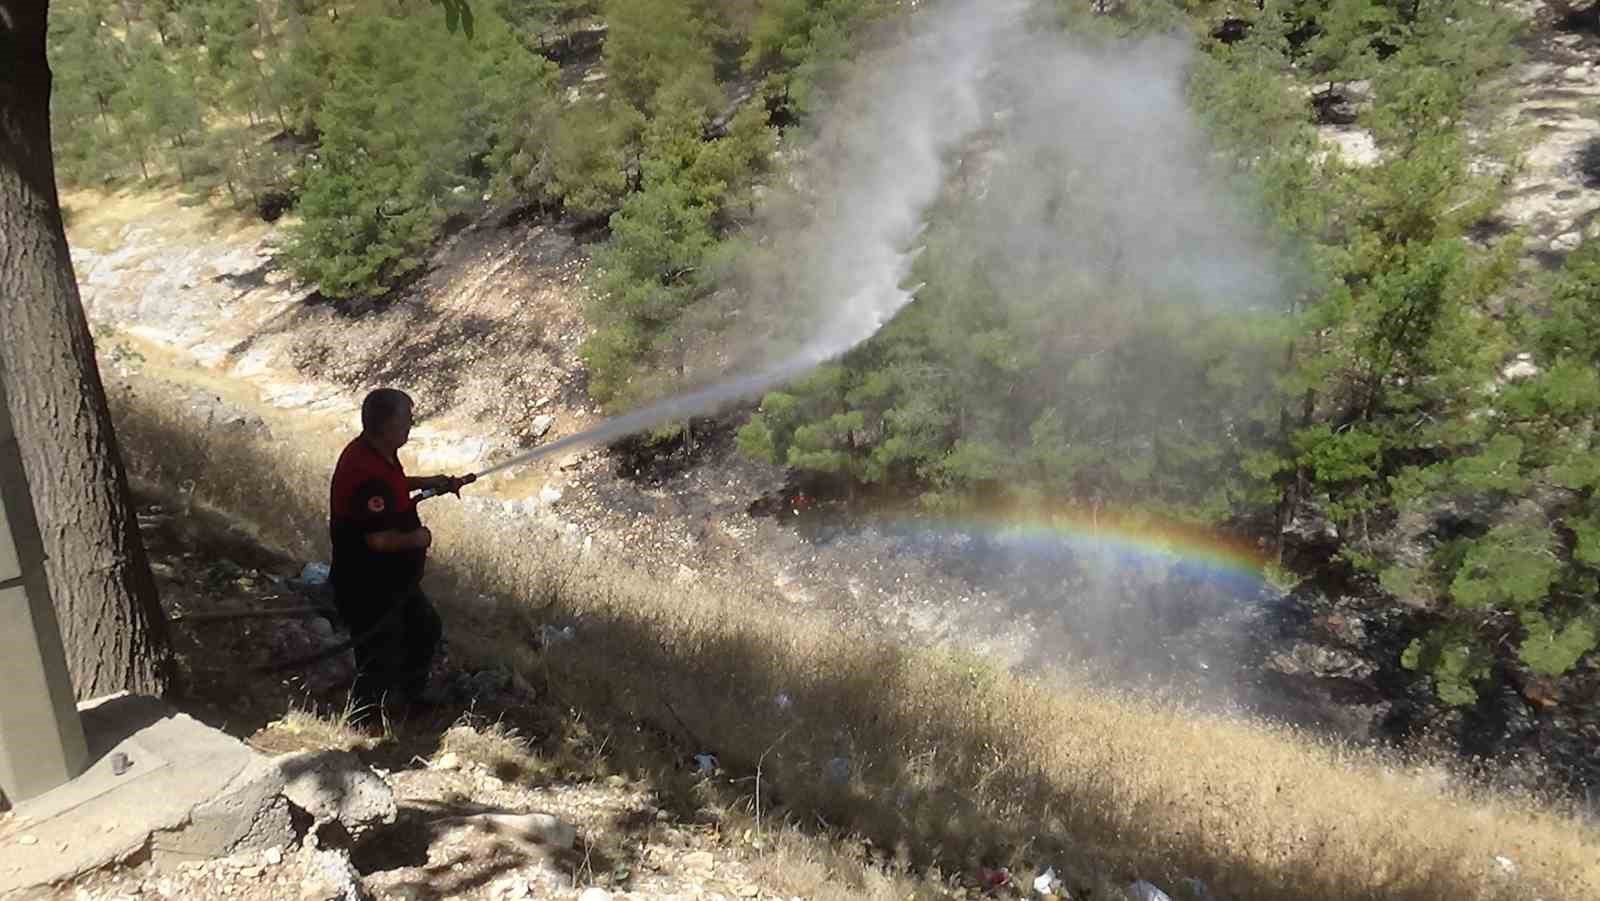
[270,701,388,752]
[109,383,1600,901]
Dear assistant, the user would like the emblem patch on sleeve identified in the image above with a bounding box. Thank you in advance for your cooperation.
[368,495,387,513]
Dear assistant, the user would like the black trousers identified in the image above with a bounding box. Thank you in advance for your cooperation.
[335,583,441,711]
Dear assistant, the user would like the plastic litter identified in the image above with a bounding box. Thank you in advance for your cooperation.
[1127,881,1172,901]
[825,757,851,783]
[774,692,794,710]
[1495,855,1518,876]
[539,624,576,647]
[299,562,330,585]
[694,753,719,774]
[1033,866,1057,895]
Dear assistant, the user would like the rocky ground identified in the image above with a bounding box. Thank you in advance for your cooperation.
[1493,0,1600,273]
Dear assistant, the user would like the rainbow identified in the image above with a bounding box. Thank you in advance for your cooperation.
[872,504,1274,591]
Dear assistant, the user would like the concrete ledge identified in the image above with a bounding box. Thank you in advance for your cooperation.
[0,693,292,896]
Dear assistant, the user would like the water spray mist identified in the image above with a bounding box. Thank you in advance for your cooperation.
[419,0,1022,500]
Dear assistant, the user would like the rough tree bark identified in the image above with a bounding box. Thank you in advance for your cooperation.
[1,0,172,698]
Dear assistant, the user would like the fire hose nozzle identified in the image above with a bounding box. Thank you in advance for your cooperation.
[413,472,478,502]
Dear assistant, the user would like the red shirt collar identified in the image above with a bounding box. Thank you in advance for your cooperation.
[358,434,404,471]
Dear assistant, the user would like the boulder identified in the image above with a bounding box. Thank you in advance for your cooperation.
[277,751,396,837]
[446,812,576,851]
[1282,507,1339,547]
[1501,352,1540,381]
[490,875,533,900]
[149,755,297,868]
[1551,232,1583,253]
[299,847,367,901]
[1267,641,1377,683]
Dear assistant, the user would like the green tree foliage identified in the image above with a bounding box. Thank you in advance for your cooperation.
[600,0,721,115]
[49,0,139,183]
[124,33,206,180]
[744,0,891,117]
[580,99,775,405]
[491,98,646,222]
[1195,0,1599,704]
[280,5,557,298]
[1383,238,1600,702]
[49,0,304,188]
[573,0,891,415]
[1298,0,1395,90]
[738,188,1290,520]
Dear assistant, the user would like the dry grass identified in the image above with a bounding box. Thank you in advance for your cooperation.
[437,716,547,784]
[61,186,268,255]
[110,383,1600,901]
[263,699,386,753]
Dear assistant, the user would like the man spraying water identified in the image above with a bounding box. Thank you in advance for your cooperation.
[328,388,471,722]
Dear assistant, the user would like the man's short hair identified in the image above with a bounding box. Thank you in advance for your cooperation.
[361,388,413,433]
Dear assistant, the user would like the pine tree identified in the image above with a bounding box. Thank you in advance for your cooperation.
[280,5,554,298]
[600,0,721,116]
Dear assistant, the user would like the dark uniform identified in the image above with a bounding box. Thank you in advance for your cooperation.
[328,436,441,712]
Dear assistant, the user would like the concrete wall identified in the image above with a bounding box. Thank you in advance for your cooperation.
[0,373,88,804]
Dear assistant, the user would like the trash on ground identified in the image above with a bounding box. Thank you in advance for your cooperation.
[538,624,576,648]
[1127,880,1172,901]
[825,757,851,783]
[1033,866,1058,895]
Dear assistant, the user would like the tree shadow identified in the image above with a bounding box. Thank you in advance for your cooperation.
[348,797,611,890]
[213,260,275,293]
[265,750,608,897]
[1553,0,1600,35]
[77,694,176,763]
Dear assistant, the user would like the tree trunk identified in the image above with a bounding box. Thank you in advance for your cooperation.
[0,0,172,699]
